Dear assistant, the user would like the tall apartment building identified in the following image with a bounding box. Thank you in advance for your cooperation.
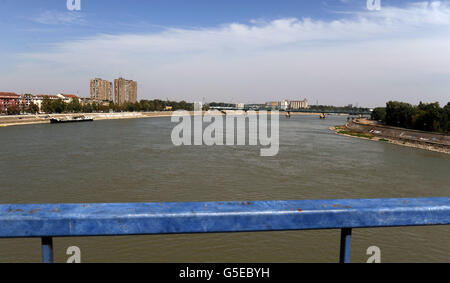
[114,78,137,105]
[90,78,113,101]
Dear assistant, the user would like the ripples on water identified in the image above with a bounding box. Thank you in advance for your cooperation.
[0,115,449,262]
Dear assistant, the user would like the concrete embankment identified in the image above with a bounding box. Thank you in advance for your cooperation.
[0,112,175,127]
[0,110,252,127]
[334,120,450,154]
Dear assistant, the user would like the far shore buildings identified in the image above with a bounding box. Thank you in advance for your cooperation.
[89,77,138,105]
[0,92,82,113]
[265,99,309,110]
[0,92,20,112]
[90,78,113,102]
[194,102,203,111]
[34,94,80,111]
[1,76,139,113]
[266,101,280,110]
[280,100,290,111]
[236,103,245,110]
[290,99,309,110]
[114,77,137,105]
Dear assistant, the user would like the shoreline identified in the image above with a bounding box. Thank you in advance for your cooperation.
[0,111,330,128]
[0,112,177,128]
[330,124,450,155]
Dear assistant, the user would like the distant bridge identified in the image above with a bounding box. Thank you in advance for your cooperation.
[289,109,372,115]
[209,106,372,115]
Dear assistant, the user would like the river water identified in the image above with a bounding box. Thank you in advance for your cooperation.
[0,115,449,262]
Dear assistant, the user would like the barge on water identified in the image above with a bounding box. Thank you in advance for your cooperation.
[50,116,94,124]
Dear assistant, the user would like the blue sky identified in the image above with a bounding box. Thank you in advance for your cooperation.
[0,0,421,49]
[1,0,450,106]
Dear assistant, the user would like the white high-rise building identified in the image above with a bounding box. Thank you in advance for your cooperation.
[236,103,245,109]
[194,102,203,111]
[281,100,290,111]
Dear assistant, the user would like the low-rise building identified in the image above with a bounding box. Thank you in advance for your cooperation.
[194,102,203,111]
[236,103,245,110]
[265,101,280,110]
[33,95,59,112]
[57,94,80,104]
[18,94,34,110]
[280,100,290,111]
[246,104,265,110]
[80,97,93,106]
[0,92,20,112]
[2,92,93,113]
[290,99,309,110]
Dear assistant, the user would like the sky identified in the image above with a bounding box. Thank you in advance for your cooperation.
[0,0,450,107]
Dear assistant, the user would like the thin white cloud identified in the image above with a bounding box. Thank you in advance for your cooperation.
[34,10,85,25]
[357,1,450,25]
[5,1,450,106]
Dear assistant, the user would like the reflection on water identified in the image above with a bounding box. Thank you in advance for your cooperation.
[0,115,449,262]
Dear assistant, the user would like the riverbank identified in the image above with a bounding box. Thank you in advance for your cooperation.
[0,112,179,127]
[331,120,450,154]
[0,110,333,128]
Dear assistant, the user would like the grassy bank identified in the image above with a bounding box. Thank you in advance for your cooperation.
[333,126,374,139]
[330,125,449,154]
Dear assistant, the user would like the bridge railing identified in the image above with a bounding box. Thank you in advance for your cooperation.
[1,198,449,263]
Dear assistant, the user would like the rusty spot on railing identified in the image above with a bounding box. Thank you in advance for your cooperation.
[29,209,41,214]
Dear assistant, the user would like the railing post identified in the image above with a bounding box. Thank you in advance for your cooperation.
[41,237,54,263]
[339,228,352,263]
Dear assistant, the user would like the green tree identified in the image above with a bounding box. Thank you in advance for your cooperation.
[67,98,82,113]
[7,104,20,115]
[109,101,115,112]
[385,101,416,128]
[371,107,386,122]
[28,102,40,114]
[52,99,67,113]
[134,102,141,112]
[384,101,449,133]
[125,102,135,112]
[413,102,443,132]
[442,102,450,133]
[83,103,93,113]
[41,97,54,113]
[113,103,123,112]
[91,102,99,112]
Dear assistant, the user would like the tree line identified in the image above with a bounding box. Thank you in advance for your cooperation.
[2,103,39,115]
[309,105,371,113]
[42,98,195,113]
[371,101,450,133]
[1,98,195,115]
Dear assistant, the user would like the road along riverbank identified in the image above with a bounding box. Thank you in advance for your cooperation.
[331,120,450,154]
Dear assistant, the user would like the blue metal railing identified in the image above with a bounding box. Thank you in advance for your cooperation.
[1,198,449,263]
